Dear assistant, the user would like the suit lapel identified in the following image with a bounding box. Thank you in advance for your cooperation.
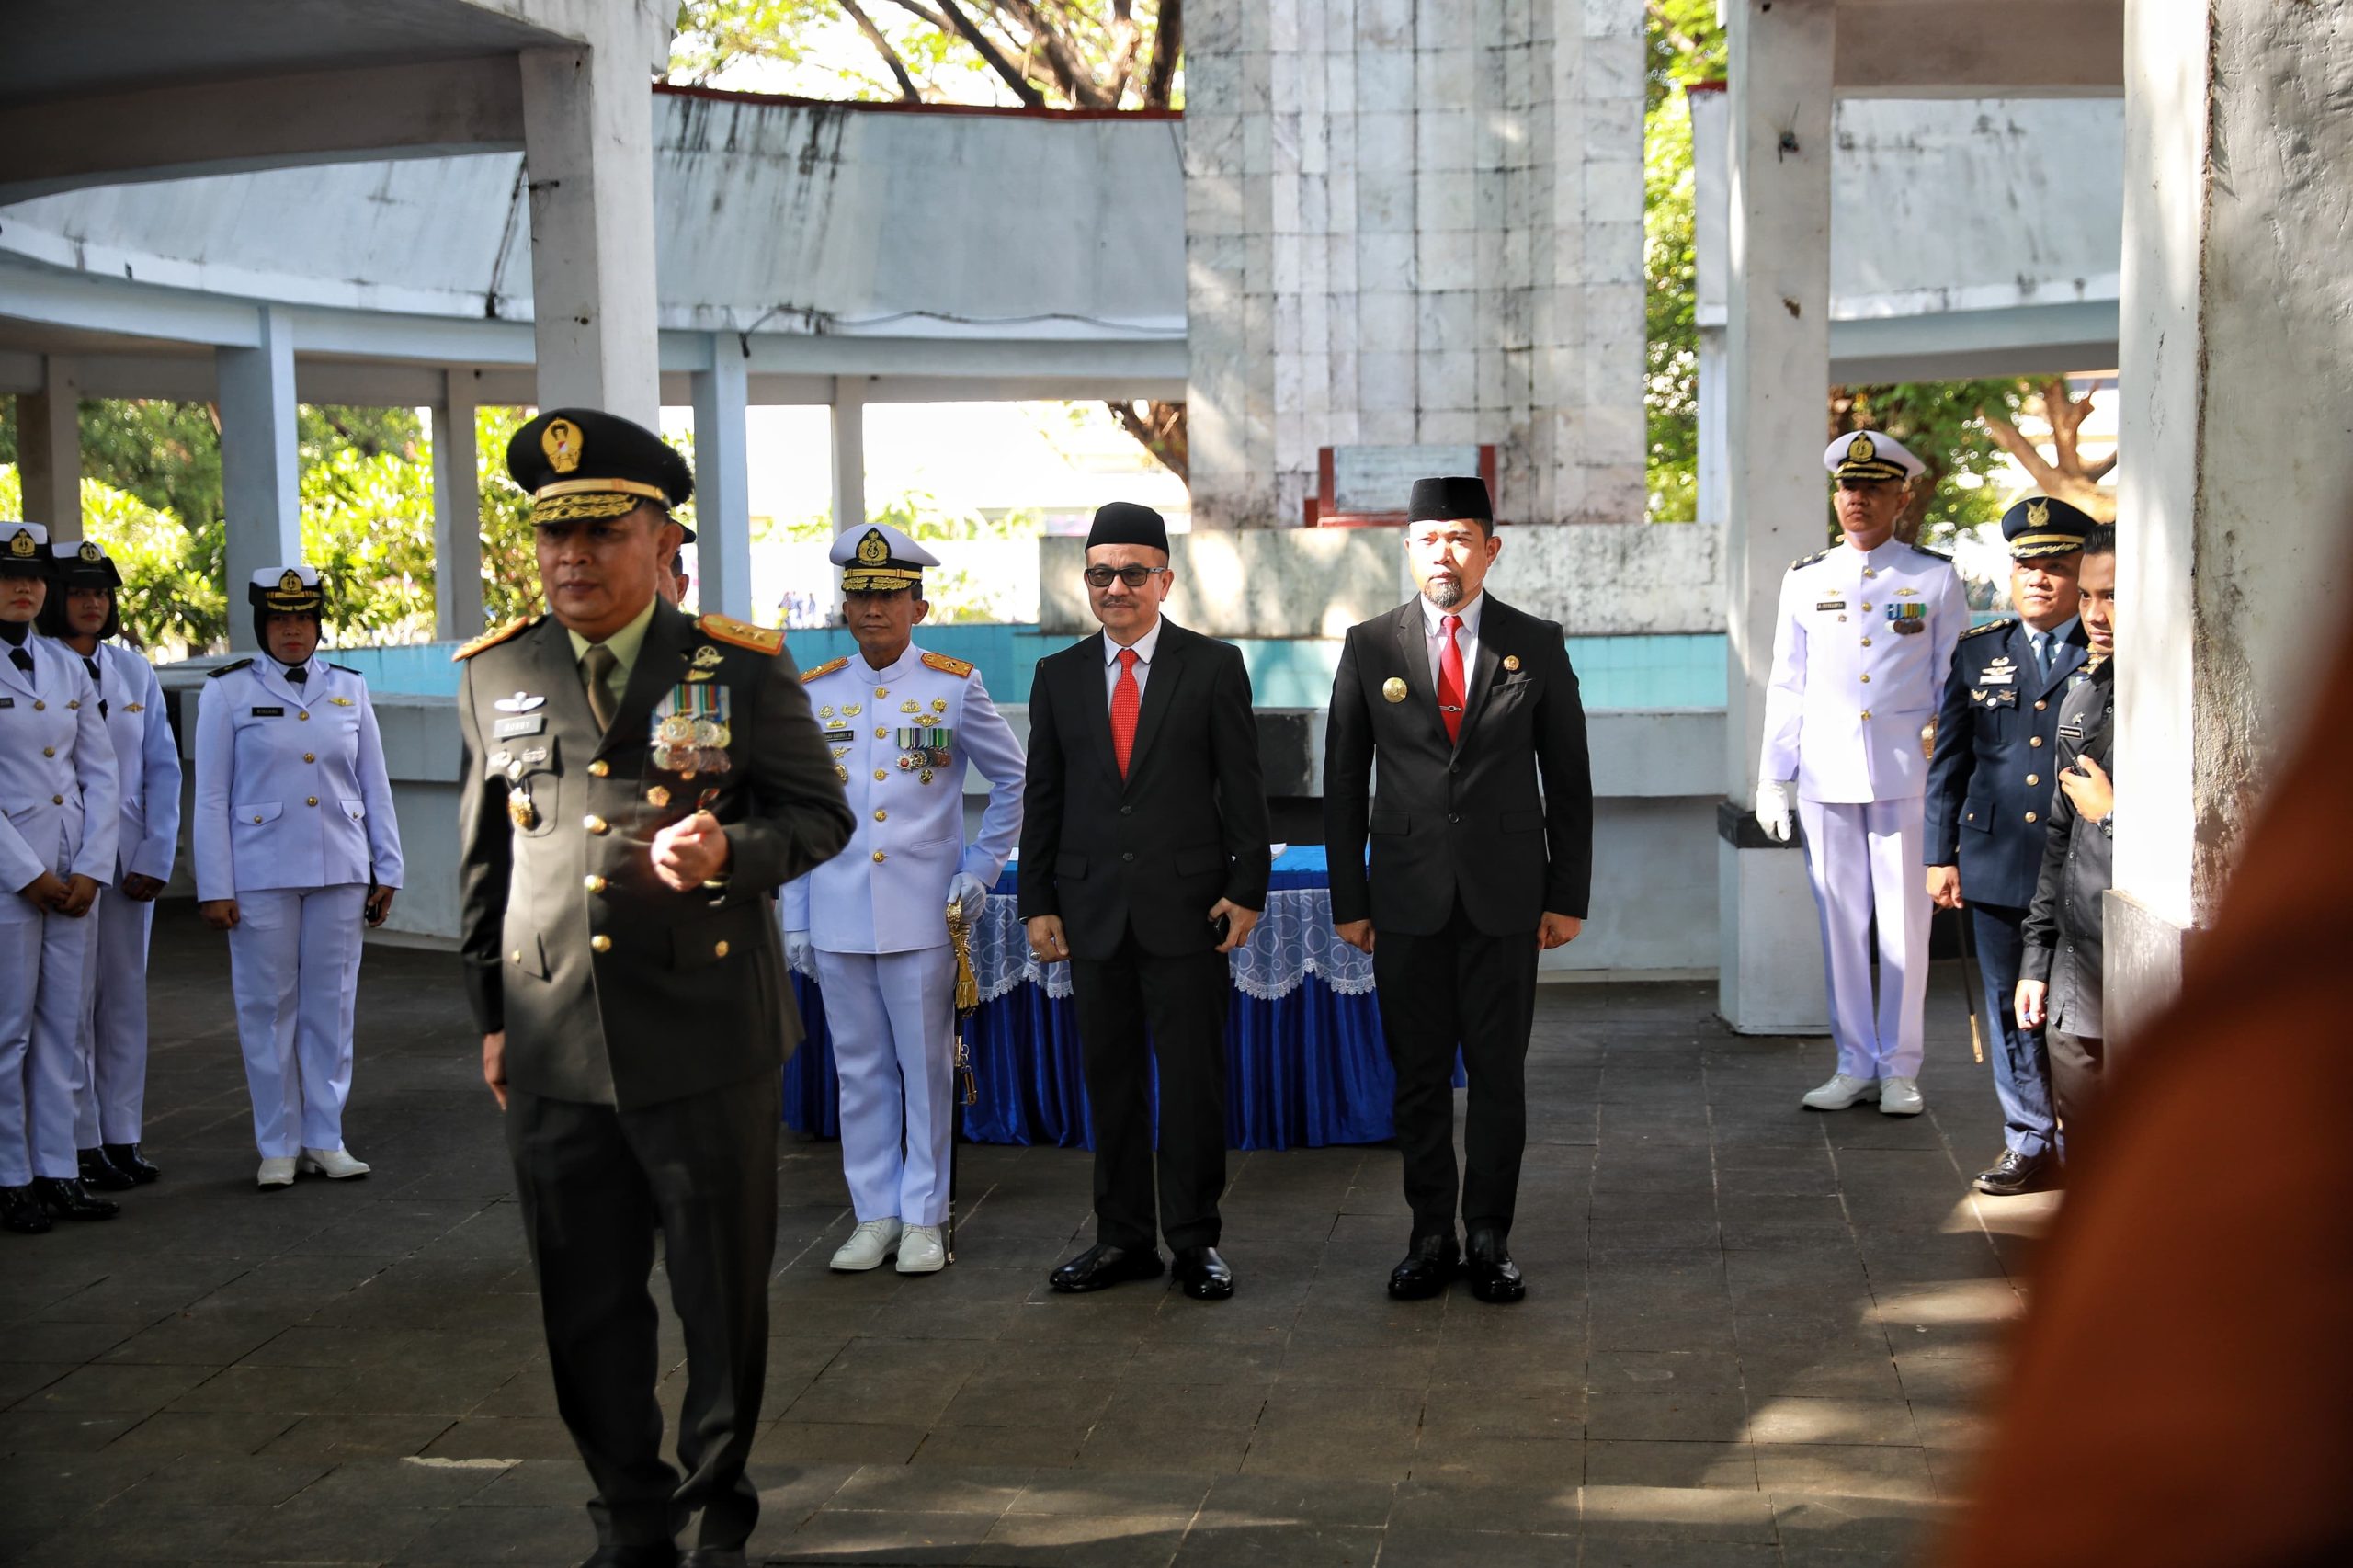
[0,641,36,700]
[1390,601,1446,745]
[1454,599,1506,751]
[602,600,691,762]
[1073,632,1120,787]
[2037,624,2089,699]
[1124,622,1187,784]
[250,659,303,711]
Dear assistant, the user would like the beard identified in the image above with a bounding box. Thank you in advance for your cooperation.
[1426,576,1464,609]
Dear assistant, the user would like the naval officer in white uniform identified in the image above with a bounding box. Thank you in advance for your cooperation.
[782,524,1024,1274]
[40,539,180,1190]
[1756,434,1967,1116]
[2,522,122,1234]
[194,566,404,1188]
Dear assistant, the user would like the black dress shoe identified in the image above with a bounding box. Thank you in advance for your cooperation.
[31,1176,119,1221]
[103,1142,161,1184]
[78,1147,137,1192]
[1387,1232,1461,1301]
[577,1544,677,1568]
[680,1548,746,1568]
[1172,1245,1234,1300]
[1049,1243,1165,1293]
[1972,1148,2054,1198]
[1463,1228,1525,1304]
[2,1185,52,1235]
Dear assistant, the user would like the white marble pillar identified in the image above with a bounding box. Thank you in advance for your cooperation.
[15,357,81,540]
[1717,0,1836,1034]
[216,307,303,651]
[691,337,753,622]
[2108,0,2353,1040]
[830,376,867,540]
[516,6,668,428]
[430,370,485,642]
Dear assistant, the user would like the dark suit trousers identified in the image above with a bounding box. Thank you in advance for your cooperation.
[1070,926,1229,1251]
[1372,901,1539,1239]
[505,1074,779,1551]
[1970,902,2057,1158]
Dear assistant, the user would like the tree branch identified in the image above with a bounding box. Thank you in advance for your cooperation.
[917,0,1046,106]
[995,0,1114,107]
[839,0,923,102]
[1141,0,1180,108]
[1977,403,2071,495]
[889,0,955,29]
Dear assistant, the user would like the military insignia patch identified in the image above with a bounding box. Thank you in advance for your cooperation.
[801,656,850,683]
[78,541,102,563]
[691,645,725,669]
[6,528,36,558]
[542,417,583,474]
[920,651,975,678]
[453,619,533,661]
[494,692,545,713]
[698,613,783,654]
[327,696,355,707]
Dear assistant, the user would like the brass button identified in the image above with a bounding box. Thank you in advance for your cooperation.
[31,700,43,711]
[1859,710,1872,720]
[298,710,309,721]
[303,752,315,763]
[875,726,889,738]
[53,794,65,805]
[41,746,53,757]
[511,949,522,963]
[306,796,318,807]
[873,769,887,781]
[2030,736,2044,748]
[585,874,607,893]
[714,940,730,959]
[873,809,887,822]
[252,813,264,823]
[591,934,612,953]
[1859,674,1870,684]
[1863,568,1877,578]
[2034,699,2047,711]
[585,814,609,835]
[2025,812,2039,824]
[648,786,671,807]
[1859,638,1871,648]
[874,688,889,699]
[1859,603,1872,612]
[588,760,610,778]
[2026,774,2040,786]
[872,850,886,862]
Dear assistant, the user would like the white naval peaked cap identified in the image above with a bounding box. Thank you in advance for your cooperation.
[249,563,325,612]
[250,564,324,592]
[1823,430,1926,483]
[829,522,939,592]
[2,520,51,562]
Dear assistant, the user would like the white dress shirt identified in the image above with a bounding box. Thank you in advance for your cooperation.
[1102,616,1165,704]
[1420,592,1484,689]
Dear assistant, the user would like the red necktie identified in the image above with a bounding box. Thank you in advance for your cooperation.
[1110,647,1142,778]
[1437,614,1466,744]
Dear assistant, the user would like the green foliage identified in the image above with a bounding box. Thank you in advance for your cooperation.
[1831,382,2025,548]
[0,467,222,656]
[670,0,839,85]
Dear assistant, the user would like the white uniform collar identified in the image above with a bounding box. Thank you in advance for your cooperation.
[1104,617,1165,665]
[859,643,916,681]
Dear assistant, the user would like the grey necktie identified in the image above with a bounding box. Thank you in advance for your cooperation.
[580,643,620,732]
[2030,632,2051,676]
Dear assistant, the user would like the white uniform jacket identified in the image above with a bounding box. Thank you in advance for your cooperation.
[782,645,1024,954]
[1761,539,1967,803]
[193,657,404,900]
[92,641,181,885]
[0,636,119,892]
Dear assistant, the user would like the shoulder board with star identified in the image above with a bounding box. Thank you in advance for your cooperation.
[801,655,851,683]
[1788,549,1831,572]
[452,618,536,662]
[920,651,975,679]
[699,613,784,655]
[1908,544,1954,563]
[1959,617,2018,642]
[208,657,254,678]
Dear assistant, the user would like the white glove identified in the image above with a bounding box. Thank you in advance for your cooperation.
[947,871,990,926]
[1754,778,1795,844]
[784,929,813,970]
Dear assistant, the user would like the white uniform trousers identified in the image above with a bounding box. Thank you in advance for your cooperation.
[814,944,958,1227]
[1,892,96,1185]
[1797,796,1931,1081]
[75,889,156,1146]
[226,884,367,1158]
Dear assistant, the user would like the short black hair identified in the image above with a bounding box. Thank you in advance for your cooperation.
[37,579,121,642]
[2080,523,2117,558]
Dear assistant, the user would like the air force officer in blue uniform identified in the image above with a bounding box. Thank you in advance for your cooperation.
[782,525,1024,1275]
[194,567,403,1188]
[1925,497,2092,1196]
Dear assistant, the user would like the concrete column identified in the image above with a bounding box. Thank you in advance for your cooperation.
[516,9,668,428]
[15,358,82,539]
[216,307,303,652]
[430,370,485,642]
[1717,0,1836,1034]
[2108,0,2353,1041]
[691,336,753,622]
[830,376,866,539]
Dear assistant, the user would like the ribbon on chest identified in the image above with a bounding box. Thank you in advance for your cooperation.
[652,682,733,776]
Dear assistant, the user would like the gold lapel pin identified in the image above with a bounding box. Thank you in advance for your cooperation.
[1381,677,1408,703]
[1503,655,1520,672]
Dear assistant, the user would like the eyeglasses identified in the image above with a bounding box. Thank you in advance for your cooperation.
[1083,565,1171,589]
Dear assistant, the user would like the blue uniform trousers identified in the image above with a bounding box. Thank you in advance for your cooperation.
[1969,901,2056,1158]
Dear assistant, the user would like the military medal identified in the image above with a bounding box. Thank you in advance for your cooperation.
[653,684,733,775]
[1886,602,1927,636]
[508,793,538,830]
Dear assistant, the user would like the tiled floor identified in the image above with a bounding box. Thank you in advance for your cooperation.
[0,905,2054,1566]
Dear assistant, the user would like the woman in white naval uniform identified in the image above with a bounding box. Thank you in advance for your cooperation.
[39,539,180,1189]
[783,524,1025,1274]
[194,566,402,1188]
[1,522,122,1235]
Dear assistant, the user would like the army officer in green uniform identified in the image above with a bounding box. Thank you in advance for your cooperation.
[456,408,852,1568]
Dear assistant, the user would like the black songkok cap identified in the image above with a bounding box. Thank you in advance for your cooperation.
[506,407,695,526]
[1086,502,1169,554]
[1406,476,1493,523]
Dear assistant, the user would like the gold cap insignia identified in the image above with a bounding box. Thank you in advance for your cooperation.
[2027,498,2050,528]
[1848,434,1877,464]
[78,541,102,563]
[857,528,891,566]
[1381,676,1408,703]
[542,417,583,475]
[279,569,305,595]
[6,528,33,558]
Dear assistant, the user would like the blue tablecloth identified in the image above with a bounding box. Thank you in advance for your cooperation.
[781,846,1404,1150]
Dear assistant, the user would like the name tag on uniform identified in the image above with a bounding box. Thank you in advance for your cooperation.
[822,727,855,742]
[2058,721,2086,740]
[1815,599,1846,612]
[494,715,545,738]
[0,698,12,709]
[253,706,285,717]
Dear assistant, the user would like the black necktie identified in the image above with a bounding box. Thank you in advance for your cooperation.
[83,655,108,717]
[285,664,307,687]
[8,647,30,676]
[82,656,100,685]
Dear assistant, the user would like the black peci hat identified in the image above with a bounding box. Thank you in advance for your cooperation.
[1086,502,1170,554]
[506,408,694,526]
[1406,476,1493,523]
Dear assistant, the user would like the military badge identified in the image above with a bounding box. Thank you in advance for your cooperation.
[842,703,863,718]
[1885,602,1927,636]
[77,541,102,563]
[542,417,584,474]
[894,725,953,775]
[1815,599,1846,612]
[326,696,355,707]
[691,645,724,669]
[1503,655,1521,672]
[1381,677,1408,703]
[6,528,35,558]
[494,692,546,713]
[653,684,733,774]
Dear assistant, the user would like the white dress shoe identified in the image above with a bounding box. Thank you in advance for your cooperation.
[830,1218,903,1271]
[1877,1077,1925,1116]
[256,1156,297,1189]
[895,1224,947,1274]
[1801,1073,1879,1111]
[298,1147,371,1179]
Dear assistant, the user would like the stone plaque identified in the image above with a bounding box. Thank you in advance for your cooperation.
[1331,445,1482,514]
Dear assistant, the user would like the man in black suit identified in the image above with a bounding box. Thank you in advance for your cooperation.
[456,409,853,1568]
[1325,476,1593,1304]
[1020,502,1271,1301]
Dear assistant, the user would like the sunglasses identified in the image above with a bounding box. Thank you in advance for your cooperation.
[1082,565,1171,589]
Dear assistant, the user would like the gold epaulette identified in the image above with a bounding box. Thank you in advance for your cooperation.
[1959,617,2017,642]
[699,613,784,654]
[801,655,851,683]
[452,619,533,661]
[920,651,975,678]
[1790,548,1831,571]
